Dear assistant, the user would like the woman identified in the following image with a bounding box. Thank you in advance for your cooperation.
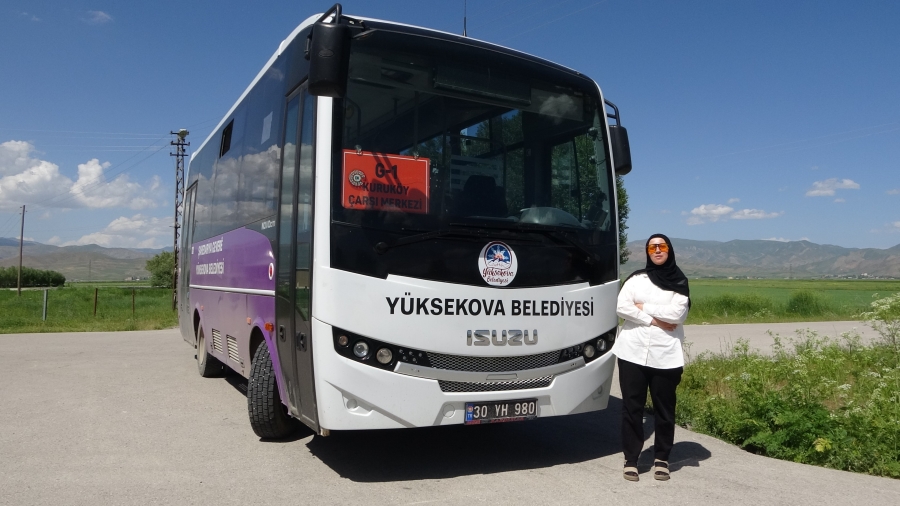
[614,234,690,481]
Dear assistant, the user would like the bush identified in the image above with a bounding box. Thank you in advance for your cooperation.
[786,290,829,316]
[690,293,776,320]
[678,329,900,478]
[860,293,900,349]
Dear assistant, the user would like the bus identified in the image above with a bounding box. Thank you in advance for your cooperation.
[177,3,633,438]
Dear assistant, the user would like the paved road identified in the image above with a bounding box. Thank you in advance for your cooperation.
[683,320,877,357]
[1,326,898,506]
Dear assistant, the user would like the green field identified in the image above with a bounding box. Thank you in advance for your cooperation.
[2,279,898,333]
[0,286,177,333]
[686,279,900,324]
[65,280,152,288]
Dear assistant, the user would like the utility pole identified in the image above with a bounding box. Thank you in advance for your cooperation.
[170,129,189,310]
[17,205,25,296]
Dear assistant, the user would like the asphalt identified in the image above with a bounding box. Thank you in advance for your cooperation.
[1,324,898,506]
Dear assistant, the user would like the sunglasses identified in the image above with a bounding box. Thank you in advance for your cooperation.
[647,243,670,254]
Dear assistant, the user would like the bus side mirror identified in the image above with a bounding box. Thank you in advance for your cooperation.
[308,21,351,97]
[609,125,632,175]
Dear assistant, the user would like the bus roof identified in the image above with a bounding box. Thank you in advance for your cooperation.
[192,12,592,164]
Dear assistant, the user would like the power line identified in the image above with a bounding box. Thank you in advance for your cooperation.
[702,122,900,161]
[467,0,556,31]
[499,0,607,43]
[33,139,170,209]
[0,128,165,137]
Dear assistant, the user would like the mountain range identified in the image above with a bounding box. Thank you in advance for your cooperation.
[0,238,167,281]
[1,237,899,281]
[622,238,900,278]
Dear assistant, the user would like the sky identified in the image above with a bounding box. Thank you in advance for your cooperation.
[0,0,898,250]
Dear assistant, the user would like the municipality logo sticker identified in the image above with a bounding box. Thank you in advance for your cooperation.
[478,241,517,286]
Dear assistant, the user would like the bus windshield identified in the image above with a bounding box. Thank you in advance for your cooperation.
[331,29,617,287]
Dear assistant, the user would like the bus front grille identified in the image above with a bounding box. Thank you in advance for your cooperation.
[438,376,553,393]
[426,351,559,372]
[211,329,223,353]
[226,334,239,363]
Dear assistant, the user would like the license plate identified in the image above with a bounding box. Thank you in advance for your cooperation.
[464,399,538,425]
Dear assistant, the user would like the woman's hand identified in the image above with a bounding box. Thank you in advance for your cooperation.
[637,303,677,331]
[651,317,677,332]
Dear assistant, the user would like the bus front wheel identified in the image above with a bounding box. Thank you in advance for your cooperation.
[248,344,297,439]
[196,327,224,377]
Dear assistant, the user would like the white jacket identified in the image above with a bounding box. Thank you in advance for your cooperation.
[613,273,690,369]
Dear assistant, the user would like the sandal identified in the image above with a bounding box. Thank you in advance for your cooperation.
[623,463,639,482]
[654,460,670,481]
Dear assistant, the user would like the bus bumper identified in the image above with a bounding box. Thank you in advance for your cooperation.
[311,318,616,431]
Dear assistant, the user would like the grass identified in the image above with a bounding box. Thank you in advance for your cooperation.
[677,329,900,478]
[0,286,177,333]
[2,278,897,333]
[686,279,900,324]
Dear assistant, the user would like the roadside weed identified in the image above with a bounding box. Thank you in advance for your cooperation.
[678,326,900,478]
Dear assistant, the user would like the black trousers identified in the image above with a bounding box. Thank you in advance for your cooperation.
[618,357,683,464]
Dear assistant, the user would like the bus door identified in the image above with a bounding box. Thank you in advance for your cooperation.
[179,182,198,344]
[275,88,318,431]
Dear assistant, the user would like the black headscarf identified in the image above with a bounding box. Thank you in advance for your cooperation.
[625,233,691,307]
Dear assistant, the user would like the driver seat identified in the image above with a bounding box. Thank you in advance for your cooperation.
[457,175,508,217]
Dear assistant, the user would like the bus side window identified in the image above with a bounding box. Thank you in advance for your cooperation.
[295,91,315,320]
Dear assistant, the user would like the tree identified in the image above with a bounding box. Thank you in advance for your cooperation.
[616,175,629,265]
[0,266,65,288]
[146,251,175,288]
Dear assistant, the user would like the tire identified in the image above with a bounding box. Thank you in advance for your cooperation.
[248,343,298,439]
[196,327,224,378]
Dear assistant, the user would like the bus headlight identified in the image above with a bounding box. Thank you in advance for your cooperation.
[376,348,393,364]
[353,341,369,358]
[583,344,596,358]
[338,335,349,347]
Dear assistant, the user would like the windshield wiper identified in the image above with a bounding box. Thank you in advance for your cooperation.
[373,226,534,254]
[449,221,598,265]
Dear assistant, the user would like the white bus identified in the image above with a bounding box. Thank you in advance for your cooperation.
[177,4,633,438]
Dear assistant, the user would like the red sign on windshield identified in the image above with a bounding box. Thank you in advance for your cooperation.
[342,150,430,214]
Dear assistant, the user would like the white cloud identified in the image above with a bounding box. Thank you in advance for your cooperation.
[0,140,161,211]
[71,159,160,209]
[887,189,900,195]
[685,203,781,225]
[731,209,782,220]
[834,198,845,203]
[763,237,790,242]
[63,215,170,248]
[46,236,62,245]
[686,204,733,225]
[727,198,740,204]
[893,222,900,230]
[20,12,40,22]
[806,178,860,197]
[85,11,113,24]
[0,141,75,207]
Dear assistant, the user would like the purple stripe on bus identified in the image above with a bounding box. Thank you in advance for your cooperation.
[190,227,288,405]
